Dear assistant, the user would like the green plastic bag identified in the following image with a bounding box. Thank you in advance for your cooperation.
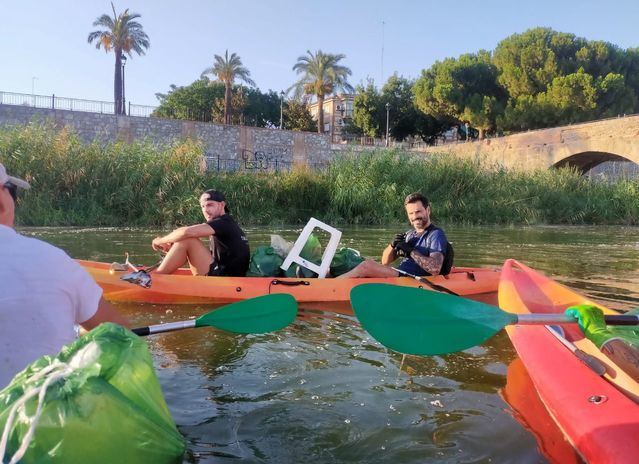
[247,246,284,277]
[0,323,185,464]
[284,234,323,278]
[330,247,365,277]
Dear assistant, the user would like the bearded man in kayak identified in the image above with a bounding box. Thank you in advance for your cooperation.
[152,189,250,276]
[0,163,128,389]
[566,304,639,381]
[338,192,451,278]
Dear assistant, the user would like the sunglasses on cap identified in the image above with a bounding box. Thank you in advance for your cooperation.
[3,182,18,202]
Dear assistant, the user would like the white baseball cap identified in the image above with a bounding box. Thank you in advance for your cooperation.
[0,163,30,189]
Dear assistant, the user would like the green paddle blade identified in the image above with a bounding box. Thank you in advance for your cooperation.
[195,294,298,334]
[351,283,518,355]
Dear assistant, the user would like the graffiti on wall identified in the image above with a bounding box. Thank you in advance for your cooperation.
[241,146,292,170]
[204,146,295,172]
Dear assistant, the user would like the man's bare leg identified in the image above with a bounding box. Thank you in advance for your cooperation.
[336,259,400,278]
[154,238,213,275]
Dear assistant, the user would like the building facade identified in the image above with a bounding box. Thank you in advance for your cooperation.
[307,94,354,140]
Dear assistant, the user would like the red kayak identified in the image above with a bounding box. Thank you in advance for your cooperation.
[499,259,639,464]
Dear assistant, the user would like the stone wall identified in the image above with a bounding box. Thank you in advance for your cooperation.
[0,104,334,170]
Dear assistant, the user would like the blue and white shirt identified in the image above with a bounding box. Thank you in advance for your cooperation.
[397,225,448,276]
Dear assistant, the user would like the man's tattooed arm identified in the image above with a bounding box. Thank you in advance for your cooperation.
[408,251,444,275]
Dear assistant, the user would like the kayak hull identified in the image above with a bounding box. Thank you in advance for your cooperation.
[79,260,500,310]
[499,259,639,464]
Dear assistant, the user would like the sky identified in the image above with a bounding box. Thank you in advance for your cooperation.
[2,0,639,107]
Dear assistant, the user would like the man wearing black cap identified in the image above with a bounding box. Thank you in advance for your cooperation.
[152,189,250,276]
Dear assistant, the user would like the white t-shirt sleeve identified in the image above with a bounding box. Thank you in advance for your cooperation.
[65,258,103,324]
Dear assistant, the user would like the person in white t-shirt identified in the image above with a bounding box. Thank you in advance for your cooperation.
[0,163,128,388]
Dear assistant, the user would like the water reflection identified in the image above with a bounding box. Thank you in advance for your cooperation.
[19,225,639,463]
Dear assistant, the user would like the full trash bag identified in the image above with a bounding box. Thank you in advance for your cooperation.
[0,323,185,464]
[329,247,365,277]
[247,246,284,277]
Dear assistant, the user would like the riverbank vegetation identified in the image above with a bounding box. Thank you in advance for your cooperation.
[0,124,636,226]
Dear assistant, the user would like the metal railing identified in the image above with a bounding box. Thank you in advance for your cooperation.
[0,91,156,117]
[331,133,386,146]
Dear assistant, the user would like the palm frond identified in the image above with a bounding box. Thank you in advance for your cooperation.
[290,49,353,100]
[87,4,150,56]
[202,50,255,87]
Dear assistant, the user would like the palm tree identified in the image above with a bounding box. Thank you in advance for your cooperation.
[291,50,354,133]
[88,3,150,115]
[201,50,255,125]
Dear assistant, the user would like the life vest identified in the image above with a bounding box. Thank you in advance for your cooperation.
[400,224,454,276]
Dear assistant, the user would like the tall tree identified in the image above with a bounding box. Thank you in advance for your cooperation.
[282,99,317,132]
[413,51,506,138]
[154,79,288,128]
[544,70,598,123]
[596,73,637,117]
[291,50,354,133]
[350,76,445,142]
[87,2,150,115]
[201,50,255,125]
[153,79,225,122]
[352,80,383,137]
[493,28,585,99]
[382,75,444,142]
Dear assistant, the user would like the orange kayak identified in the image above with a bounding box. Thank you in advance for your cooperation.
[79,260,500,311]
[499,259,639,464]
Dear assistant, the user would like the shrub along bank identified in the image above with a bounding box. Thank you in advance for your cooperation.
[1,124,637,226]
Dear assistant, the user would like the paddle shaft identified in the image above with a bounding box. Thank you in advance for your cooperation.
[546,326,607,376]
[130,293,298,337]
[392,268,459,296]
[516,313,639,325]
[132,320,196,336]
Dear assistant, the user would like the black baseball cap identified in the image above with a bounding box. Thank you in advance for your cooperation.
[201,189,229,213]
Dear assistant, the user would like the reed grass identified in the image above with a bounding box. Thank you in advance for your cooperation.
[0,124,637,226]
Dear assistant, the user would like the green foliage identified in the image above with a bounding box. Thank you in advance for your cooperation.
[596,73,637,117]
[1,125,637,227]
[234,87,280,127]
[414,27,639,135]
[544,69,598,122]
[153,79,225,121]
[413,51,506,138]
[383,75,444,141]
[352,80,382,137]
[498,94,557,131]
[351,76,445,141]
[283,99,316,132]
[493,28,585,98]
[153,79,281,127]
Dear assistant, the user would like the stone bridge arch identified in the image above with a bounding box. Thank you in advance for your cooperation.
[553,151,634,174]
[415,115,639,174]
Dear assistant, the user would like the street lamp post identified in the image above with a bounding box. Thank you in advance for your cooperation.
[120,53,127,115]
[385,102,390,147]
[280,91,285,129]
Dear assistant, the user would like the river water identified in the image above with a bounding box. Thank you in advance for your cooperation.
[22,225,639,463]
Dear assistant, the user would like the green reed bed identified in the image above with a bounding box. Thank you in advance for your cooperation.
[0,124,637,226]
